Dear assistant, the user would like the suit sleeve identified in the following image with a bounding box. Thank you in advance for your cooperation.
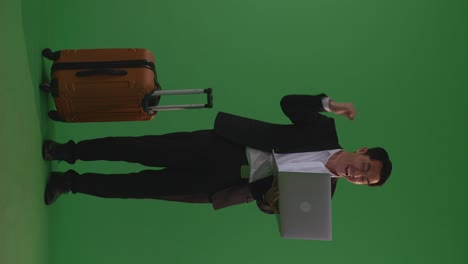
[280,94,330,125]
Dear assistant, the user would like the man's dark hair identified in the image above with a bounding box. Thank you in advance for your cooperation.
[365,147,392,187]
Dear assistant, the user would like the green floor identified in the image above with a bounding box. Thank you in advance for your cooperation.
[1,0,50,264]
[2,0,468,264]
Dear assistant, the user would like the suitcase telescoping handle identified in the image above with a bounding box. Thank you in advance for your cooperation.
[148,88,213,112]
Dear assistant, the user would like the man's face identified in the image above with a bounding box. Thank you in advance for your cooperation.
[334,148,383,185]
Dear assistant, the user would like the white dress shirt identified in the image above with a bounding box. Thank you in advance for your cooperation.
[246,148,341,182]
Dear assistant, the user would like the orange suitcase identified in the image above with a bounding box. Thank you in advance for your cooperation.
[40,48,213,122]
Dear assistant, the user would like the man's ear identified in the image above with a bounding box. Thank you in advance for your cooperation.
[356,147,369,154]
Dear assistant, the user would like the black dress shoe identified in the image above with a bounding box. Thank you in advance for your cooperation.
[42,140,76,164]
[44,170,75,205]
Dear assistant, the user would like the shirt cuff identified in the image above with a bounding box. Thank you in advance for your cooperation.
[322,97,331,112]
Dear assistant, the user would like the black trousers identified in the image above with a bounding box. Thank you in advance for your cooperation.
[70,130,249,201]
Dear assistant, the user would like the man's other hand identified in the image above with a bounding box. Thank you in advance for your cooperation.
[329,100,357,120]
[265,177,280,214]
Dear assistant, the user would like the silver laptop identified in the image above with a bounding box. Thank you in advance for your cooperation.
[277,171,332,240]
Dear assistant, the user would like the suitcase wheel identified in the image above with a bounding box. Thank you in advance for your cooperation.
[42,48,59,61]
[48,111,65,122]
[39,82,51,93]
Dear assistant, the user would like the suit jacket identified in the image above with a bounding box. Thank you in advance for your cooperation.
[210,94,342,213]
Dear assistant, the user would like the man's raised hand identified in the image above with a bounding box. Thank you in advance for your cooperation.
[329,100,357,120]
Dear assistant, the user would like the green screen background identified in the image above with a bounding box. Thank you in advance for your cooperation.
[2,0,468,263]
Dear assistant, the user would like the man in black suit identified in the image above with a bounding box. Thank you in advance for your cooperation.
[43,93,392,214]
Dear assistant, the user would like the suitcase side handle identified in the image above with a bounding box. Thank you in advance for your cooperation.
[75,69,128,77]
